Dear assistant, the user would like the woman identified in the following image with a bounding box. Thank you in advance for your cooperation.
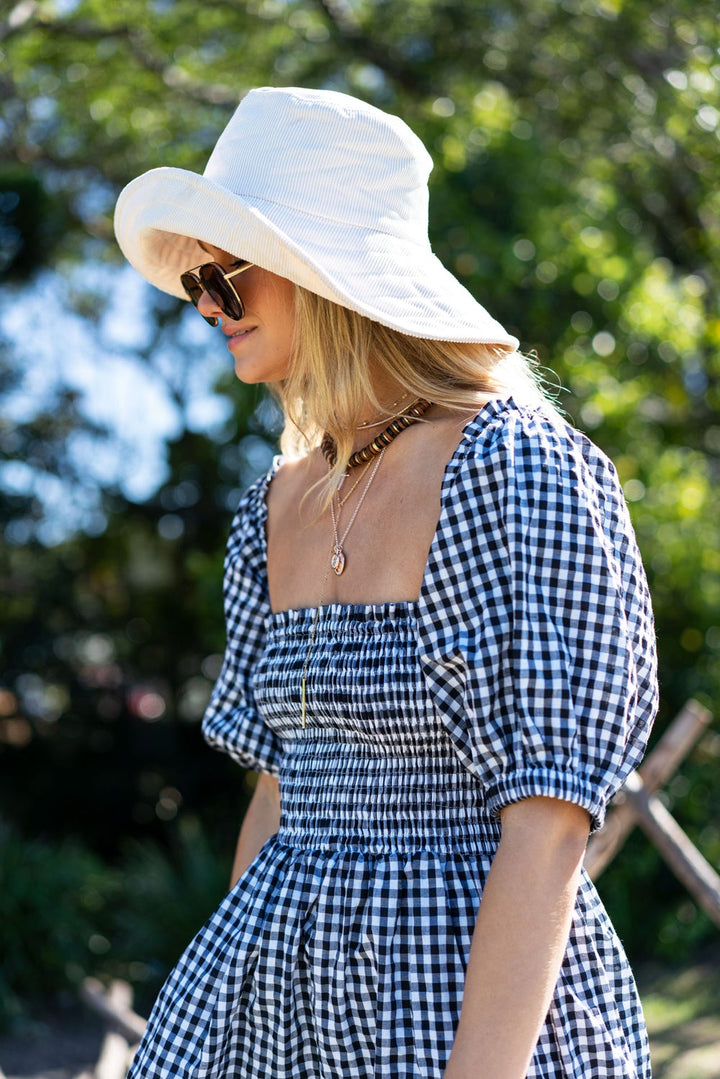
[114,86,658,1078]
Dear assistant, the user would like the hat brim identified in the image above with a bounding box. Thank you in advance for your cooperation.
[114,167,519,348]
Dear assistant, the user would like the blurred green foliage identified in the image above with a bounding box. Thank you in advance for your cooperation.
[0,817,117,1030]
[108,816,235,1015]
[0,0,718,1018]
[0,814,234,1029]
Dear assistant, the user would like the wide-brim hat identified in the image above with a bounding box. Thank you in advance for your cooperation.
[114,86,518,349]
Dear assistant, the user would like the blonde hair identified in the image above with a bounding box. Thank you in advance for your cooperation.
[272,286,555,501]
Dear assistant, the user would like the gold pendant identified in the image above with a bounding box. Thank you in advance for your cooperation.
[331,544,346,576]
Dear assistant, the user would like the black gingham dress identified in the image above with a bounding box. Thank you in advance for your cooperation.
[128,398,658,1078]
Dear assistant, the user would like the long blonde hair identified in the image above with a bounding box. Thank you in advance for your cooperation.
[272,285,555,501]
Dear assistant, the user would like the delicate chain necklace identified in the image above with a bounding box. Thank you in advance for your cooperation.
[356,392,411,429]
[321,398,432,469]
[299,446,386,729]
[301,405,429,726]
[336,465,368,508]
[329,447,385,576]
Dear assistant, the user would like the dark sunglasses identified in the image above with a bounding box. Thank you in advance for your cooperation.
[179,260,253,326]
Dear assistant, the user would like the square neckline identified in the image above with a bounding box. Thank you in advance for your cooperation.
[261,396,517,618]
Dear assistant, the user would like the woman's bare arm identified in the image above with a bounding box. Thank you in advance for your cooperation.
[444,796,590,1079]
[229,772,282,888]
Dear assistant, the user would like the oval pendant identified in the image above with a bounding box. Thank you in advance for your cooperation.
[331,545,346,576]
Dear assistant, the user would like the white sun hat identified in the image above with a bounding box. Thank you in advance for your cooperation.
[114,86,518,348]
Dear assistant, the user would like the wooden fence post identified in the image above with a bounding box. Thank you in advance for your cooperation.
[80,977,145,1077]
[623,771,720,928]
[584,699,720,932]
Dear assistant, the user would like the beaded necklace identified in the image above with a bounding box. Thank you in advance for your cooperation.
[321,398,432,469]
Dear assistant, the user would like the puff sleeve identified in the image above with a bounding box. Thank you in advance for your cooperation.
[201,466,284,775]
[417,400,658,832]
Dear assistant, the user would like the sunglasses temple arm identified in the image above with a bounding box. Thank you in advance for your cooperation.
[224,264,253,281]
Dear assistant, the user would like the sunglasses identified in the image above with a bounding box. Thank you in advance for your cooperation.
[179,260,253,326]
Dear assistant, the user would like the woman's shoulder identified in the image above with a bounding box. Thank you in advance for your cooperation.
[226,450,322,561]
[460,395,608,459]
[454,395,622,503]
[225,454,283,560]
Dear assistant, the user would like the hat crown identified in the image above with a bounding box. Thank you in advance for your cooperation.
[114,85,518,348]
[203,87,432,245]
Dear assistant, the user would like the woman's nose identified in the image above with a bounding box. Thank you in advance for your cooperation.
[196,288,223,323]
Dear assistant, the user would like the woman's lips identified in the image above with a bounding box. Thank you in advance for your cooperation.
[226,327,255,347]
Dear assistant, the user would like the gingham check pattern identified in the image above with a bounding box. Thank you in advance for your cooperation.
[130,398,657,1078]
[416,398,659,835]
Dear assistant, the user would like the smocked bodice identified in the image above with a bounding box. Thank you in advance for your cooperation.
[251,603,497,854]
